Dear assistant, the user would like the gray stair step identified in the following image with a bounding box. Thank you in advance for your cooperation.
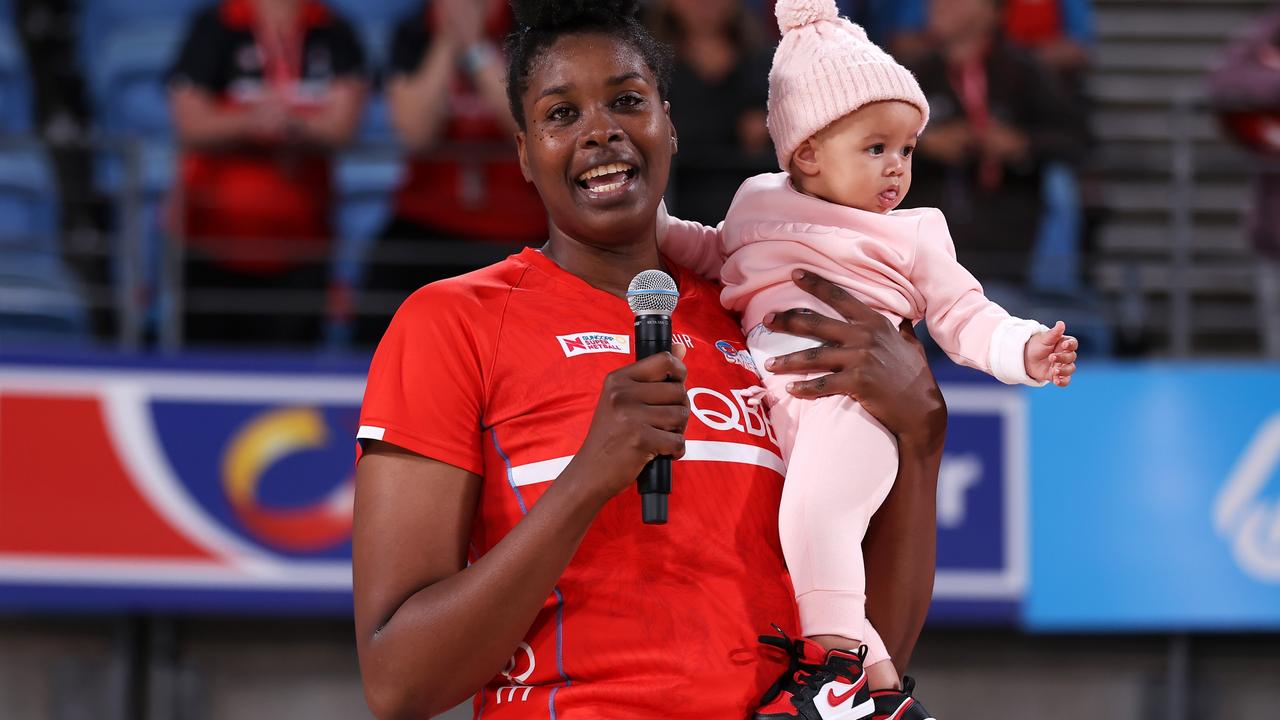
[1095,107,1223,141]
[1096,179,1249,212]
[1095,260,1257,291]
[1095,6,1264,42]
[1087,73,1209,105]
[1096,223,1250,254]
[1095,40,1227,73]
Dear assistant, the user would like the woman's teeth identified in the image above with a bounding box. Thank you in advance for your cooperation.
[577,163,635,193]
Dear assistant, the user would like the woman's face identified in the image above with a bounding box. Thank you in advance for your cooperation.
[667,0,737,30]
[516,33,675,248]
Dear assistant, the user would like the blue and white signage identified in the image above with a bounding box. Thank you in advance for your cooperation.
[1026,365,1280,630]
[929,372,1028,624]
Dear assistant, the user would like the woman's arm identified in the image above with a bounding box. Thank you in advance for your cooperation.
[354,351,690,719]
[170,86,263,149]
[387,36,460,152]
[293,77,367,148]
[761,270,947,670]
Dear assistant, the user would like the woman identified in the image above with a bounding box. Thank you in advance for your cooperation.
[355,0,548,345]
[168,0,367,347]
[352,1,945,717]
[646,0,773,226]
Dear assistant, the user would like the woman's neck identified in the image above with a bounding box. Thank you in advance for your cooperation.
[542,225,666,298]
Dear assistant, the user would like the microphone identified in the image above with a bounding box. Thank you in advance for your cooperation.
[626,269,680,525]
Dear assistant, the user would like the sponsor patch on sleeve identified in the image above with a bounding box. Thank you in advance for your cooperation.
[557,332,631,357]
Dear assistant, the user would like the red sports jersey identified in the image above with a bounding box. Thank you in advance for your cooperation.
[358,248,799,718]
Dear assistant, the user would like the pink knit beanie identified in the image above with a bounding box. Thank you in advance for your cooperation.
[768,0,930,170]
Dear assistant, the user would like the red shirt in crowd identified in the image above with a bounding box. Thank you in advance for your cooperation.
[386,6,548,242]
[167,0,365,273]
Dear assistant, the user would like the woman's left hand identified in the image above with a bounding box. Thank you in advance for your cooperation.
[762,270,947,453]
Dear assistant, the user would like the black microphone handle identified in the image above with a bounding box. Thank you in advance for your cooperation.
[635,314,672,525]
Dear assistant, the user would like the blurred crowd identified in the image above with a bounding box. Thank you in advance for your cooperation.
[0,0,1120,352]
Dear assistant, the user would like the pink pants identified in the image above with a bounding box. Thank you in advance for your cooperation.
[748,325,896,666]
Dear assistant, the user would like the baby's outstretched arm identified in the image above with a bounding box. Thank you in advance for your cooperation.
[1024,321,1079,387]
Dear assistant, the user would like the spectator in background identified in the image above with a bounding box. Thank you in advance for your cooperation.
[901,0,1086,299]
[1208,6,1280,358]
[890,0,1095,296]
[647,0,773,226]
[168,0,367,348]
[355,0,545,346]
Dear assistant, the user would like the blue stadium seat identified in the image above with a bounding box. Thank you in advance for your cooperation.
[0,17,32,133]
[0,154,90,345]
[86,20,188,136]
[325,0,420,26]
[0,248,91,345]
[0,148,57,248]
[333,153,402,286]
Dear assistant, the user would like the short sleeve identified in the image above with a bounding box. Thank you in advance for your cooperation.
[167,6,228,91]
[389,11,430,78]
[323,15,368,78]
[357,285,488,475]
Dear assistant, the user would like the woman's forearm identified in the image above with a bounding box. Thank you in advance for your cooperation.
[292,79,366,148]
[862,434,944,671]
[359,465,609,719]
[389,40,458,152]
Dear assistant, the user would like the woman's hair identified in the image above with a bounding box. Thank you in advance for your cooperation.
[505,0,674,129]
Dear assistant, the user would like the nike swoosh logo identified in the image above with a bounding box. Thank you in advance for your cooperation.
[827,684,858,707]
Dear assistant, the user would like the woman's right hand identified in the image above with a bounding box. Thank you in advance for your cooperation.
[762,271,947,453]
[569,350,690,503]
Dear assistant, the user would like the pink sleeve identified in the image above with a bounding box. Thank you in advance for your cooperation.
[656,200,725,281]
[910,210,1047,386]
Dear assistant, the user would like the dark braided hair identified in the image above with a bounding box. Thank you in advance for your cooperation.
[505,0,673,129]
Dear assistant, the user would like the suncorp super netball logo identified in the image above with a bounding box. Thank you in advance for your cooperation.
[1216,413,1280,583]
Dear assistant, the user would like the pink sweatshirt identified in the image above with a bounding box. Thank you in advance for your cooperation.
[661,172,1046,386]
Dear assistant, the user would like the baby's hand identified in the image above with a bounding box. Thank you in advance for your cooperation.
[1024,321,1078,387]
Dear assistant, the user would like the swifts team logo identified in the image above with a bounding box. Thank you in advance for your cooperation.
[715,339,760,377]
[557,332,630,358]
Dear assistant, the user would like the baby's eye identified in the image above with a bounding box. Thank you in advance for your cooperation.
[867,144,885,156]
[901,145,914,158]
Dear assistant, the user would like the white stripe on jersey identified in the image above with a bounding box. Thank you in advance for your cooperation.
[509,440,784,487]
[357,425,386,441]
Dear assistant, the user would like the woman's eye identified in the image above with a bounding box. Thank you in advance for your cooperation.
[614,93,644,108]
[547,106,577,122]
[868,144,885,156]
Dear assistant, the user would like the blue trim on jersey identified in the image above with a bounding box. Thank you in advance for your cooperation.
[489,426,574,717]
[553,586,571,686]
[490,427,530,515]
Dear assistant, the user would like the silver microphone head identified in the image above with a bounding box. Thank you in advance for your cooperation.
[626,269,679,316]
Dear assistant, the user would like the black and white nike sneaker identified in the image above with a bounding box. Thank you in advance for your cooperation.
[869,676,936,720]
[754,626,875,720]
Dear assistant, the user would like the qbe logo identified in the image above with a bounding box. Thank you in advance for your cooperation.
[1216,413,1280,583]
[557,332,630,358]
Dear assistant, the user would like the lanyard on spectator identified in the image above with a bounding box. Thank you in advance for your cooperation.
[254,20,304,94]
[948,50,1003,190]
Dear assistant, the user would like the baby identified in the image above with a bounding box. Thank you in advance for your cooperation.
[661,1,1077,718]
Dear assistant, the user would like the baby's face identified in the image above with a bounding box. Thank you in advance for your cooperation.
[803,101,922,213]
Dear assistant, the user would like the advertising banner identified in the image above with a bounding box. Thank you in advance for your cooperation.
[1026,365,1280,630]
[0,355,1026,619]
